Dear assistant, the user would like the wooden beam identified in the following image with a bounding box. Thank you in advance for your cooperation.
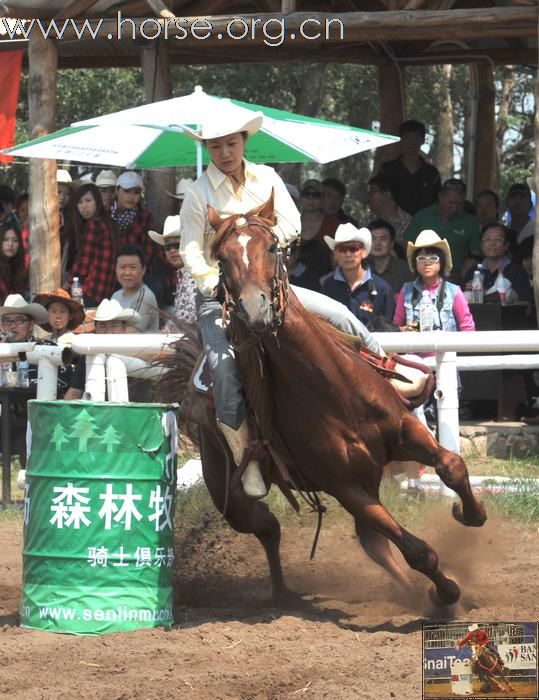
[144,0,175,18]
[27,33,60,296]
[57,0,101,20]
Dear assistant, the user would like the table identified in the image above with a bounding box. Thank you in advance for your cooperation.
[461,303,537,419]
[0,386,35,505]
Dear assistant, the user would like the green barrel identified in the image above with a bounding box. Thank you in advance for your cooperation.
[20,400,178,635]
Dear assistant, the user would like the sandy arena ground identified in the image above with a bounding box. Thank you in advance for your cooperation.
[0,501,538,700]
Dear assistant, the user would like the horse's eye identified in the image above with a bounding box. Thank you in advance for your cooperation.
[268,243,278,255]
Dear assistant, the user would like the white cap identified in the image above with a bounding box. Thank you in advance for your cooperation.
[96,169,117,188]
[117,171,143,191]
[57,169,72,183]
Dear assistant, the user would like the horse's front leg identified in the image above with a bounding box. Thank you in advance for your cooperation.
[199,427,291,604]
[394,413,487,527]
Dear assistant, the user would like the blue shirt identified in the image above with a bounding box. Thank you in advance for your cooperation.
[321,266,396,326]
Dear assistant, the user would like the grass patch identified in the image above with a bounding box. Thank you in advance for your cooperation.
[0,505,23,522]
[465,455,539,479]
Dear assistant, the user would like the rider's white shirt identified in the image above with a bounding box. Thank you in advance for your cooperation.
[180,159,300,296]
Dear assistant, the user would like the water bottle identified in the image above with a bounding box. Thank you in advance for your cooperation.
[17,360,30,388]
[495,270,506,305]
[471,270,483,304]
[419,290,434,332]
[71,276,84,307]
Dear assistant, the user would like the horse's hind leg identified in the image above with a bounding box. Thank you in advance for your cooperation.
[199,429,290,603]
[396,413,487,527]
[334,485,460,605]
[354,519,413,590]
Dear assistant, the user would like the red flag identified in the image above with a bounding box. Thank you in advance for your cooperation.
[0,50,23,163]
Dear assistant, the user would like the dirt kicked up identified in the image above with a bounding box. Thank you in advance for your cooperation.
[0,502,538,700]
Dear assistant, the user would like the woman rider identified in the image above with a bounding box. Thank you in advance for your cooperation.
[180,110,384,499]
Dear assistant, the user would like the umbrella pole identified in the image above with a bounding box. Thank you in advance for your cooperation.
[196,136,203,178]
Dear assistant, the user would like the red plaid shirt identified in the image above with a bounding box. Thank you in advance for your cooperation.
[118,207,158,271]
[67,217,116,303]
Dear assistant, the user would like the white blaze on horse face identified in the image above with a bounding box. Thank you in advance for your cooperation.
[237,233,251,269]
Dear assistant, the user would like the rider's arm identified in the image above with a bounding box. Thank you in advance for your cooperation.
[270,169,301,246]
[179,187,220,297]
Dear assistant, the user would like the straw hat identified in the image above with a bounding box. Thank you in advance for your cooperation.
[87,298,141,326]
[0,293,48,324]
[166,177,194,200]
[33,289,85,331]
[324,223,372,256]
[96,169,117,188]
[182,110,263,142]
[406,229,453,274]
[148,215,181,246]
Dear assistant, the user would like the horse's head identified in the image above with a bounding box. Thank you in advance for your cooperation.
[209,192,287,332]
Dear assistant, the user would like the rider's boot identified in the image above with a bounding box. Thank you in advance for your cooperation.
[218,419,268,499]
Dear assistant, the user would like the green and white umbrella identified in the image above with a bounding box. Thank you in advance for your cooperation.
[4,86,399,170]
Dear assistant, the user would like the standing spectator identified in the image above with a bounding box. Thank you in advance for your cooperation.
[110,171,156,267]
[379,120,441,215]
[462,223,532,303]
[112,244,159,331]
[0,184,17,227]
[367,174,412,246]
[367,219,414,295]
[0,222,27,304]
[321,177,358,226]
[57,169,72,221]
[149,215,197,325]
[15,192,30,271]
[95,170,117,208]
[403,178,481,280]
[474,189,500,227]
[321,223,395,326]
[394,230,475,333]
[65,184,117,307]
[505,183,534,244]
[299,179,340,242]
[166,177,195,214]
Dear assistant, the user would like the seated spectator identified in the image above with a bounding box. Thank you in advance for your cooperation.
[33,288,85,344]
[367,174,412,246]
[474,189,500,227]
[166,177,195,214]
[148,216,197,325]
[0,184,17,228]
[403,178,481,282]
[394,230,475,333]
[462,223,532,304]
[285,183,301,209]
[505,182,534,245]
[0,294,49,466]
[64,299,141,400]
[378,120,441,215]
[0,221,28,304]
[518,236,534,285]
[95,169,117,208]
[321,223,395,326]
[111,245,159,331]
[367,219,414,295]
[64,184,118,306]
[288,239,332,292]
[299,179,340,241]
[322,177,358,226]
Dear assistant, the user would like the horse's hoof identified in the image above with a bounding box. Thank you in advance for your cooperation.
[452,500,487,527]
[429,578,460,607]
[271,587,306,609]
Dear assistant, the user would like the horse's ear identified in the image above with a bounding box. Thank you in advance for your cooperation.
[208,204,225,231]
[249,189,276,225]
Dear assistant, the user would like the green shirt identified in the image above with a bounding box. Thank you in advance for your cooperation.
[403,204,480,272]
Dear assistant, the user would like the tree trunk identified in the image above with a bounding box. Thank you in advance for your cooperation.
[375,60,405,171]
[432,64,454,182]
[496,67,516,192]
[534,17,539,328]
[27,34,59,296]
[473,62,496,194]
[140,40,175,233]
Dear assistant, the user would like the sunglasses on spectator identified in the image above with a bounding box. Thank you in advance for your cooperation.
[416,255,440,264]
[335,244,363,254]
[164,242,180,252]
[2,316,31,327]
[301,191,321,198]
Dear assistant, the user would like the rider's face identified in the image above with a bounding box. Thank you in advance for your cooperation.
[206,132,246,179]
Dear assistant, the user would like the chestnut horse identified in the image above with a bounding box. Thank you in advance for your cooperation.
[470,642,514,692]
[176,195,487,607]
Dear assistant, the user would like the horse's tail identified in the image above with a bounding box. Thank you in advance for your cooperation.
[153,318,202,406]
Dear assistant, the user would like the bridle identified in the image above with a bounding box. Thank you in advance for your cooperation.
[216,216,290,336]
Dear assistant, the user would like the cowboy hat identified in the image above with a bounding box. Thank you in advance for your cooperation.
[182,109,263,142]
[468,623,479,632]
[56,169,72,184]
[166,177,194,200]
[148,215,181,246]
[324,223,372,256]
[33,289,85,331]
[88,298,141,326]
[96,169,117,188]
[0,293,49,324]
[406,229,453,274]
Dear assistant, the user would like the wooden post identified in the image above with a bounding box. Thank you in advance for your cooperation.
[473,62,496,194]
[140,39,175,232]
[27,33,60,295]
[375,60,405,171]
